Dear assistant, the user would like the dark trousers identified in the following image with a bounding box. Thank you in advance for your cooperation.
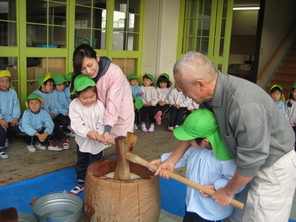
[134,109,140,125]
[55,114,71,133]
[0,123,20,147]
[139,106,156,124]
[76,144,104,184]
[183,211,221,222]
[53,117,67,141]
[155,104,170,117]
[169,106,187,127]
[20,128,54,146]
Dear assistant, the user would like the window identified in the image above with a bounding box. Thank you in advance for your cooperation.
[75,0,107,49]
[26,0,67,47]
[0,0,17,46]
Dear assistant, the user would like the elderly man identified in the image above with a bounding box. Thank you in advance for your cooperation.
[154,51,296,222]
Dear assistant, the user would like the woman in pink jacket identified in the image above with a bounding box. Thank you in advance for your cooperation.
[71,44,134,143]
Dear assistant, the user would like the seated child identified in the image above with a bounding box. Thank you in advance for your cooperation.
[51,74,74,137]
[149,109,243,222]
[64,72,72,103]
[19,93,63,152]
[69,74,110,195]
[34,72,69,149]
[270,84,287,115]
[154,73,172,125]
[127,74,144,130]
[139,74,158,133]
[167,85,191,131]
[0,70,21,159]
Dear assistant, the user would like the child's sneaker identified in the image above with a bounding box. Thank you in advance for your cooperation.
[134,124,138,130]
[48,142,63,151]
[141,124,148,133]
[0,150,9,159]
[175,125,179,128]
[66,132,75,137]
[35,142,46,150]
[61,138,69,149]
[70,184,84,195]
[154,111,162,125]
[4,139,9,148]
[148,124,155,133]
[27,145,36,152]
[167,126,174,131]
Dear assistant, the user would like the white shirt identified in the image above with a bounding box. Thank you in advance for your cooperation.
[69,98,109,154]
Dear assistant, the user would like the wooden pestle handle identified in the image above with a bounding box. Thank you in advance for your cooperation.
[124,152,245,210]
[95,135,115,145]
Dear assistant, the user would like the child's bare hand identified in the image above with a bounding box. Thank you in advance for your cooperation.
[0,119,8,128]
[50,113,55,119]
[10,118,19,126]
[87,131,100,140]
[199,185,215,197]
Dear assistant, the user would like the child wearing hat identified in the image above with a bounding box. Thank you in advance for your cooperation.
[167,85,191,131]
[127,74,144,130]
[154,73,172,126]
[19,93,63,152]
[286,82,296,150]
[149,109,243,222]
[270,84,287,115]
[51,74,74,137]
[64,72,72,102]
[0,70,21,159]
[139,74,158,132]
[69,74,110,195]
[33,73,69,150]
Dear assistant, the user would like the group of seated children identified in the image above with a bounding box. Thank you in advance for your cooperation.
[270,83,296,149]
[127,73,199,133]
[0,70,74,159]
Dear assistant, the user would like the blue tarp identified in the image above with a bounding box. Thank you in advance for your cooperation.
[0,167,295,222]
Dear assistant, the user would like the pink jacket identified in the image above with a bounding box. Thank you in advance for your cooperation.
[96,63,134,138]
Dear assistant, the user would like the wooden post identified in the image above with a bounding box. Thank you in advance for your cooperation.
[113,132,138,179]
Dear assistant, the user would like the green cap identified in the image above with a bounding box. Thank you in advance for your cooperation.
[293,82,296,89]
[72,74,96,94]
[143,73,154,81]
[127,74,138,80]
[27,93,44,102]
[133,95,144,109]
[66,72,72,82]
[270,84,283,91]
[160,73,170,80]
[38,72,52,87]
[52,74,66,85]
[173,109,232,160]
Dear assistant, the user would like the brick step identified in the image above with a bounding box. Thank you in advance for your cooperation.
[285,54,296,60]
[278,66,296,74]
[282,60,296,67]
[274,73,296,82]
[269,80,294,90]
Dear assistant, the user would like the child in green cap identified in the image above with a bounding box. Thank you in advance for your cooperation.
[69,74,110,195]
[19,93,63,152]
[33,73,69,150]
[51,74,74,137]
[286,82,296,150]
[270,84,287,115]
[0,70,21,159]
[127,74,143,130]
[139,74,158,132]
[64,72,72,102]
[149,109,243,222]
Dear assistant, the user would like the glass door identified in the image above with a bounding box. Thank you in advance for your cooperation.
[177,0,234,73]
